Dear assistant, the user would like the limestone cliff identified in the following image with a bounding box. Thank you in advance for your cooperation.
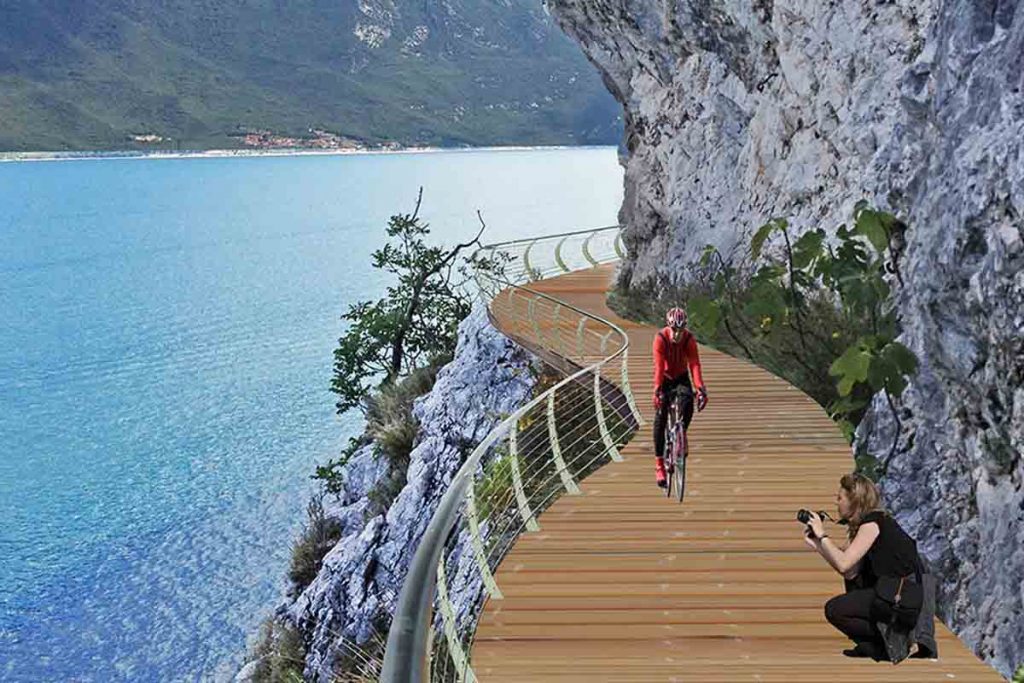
[239,305,535,680]
[546,0,1023,675]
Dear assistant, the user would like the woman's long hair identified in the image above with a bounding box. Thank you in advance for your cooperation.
[840,473,883,540]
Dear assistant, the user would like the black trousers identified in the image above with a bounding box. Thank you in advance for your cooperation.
[824,586,885,644]
[653,375,694,459]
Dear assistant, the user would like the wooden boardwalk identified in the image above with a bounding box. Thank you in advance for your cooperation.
[471,265,1000,682]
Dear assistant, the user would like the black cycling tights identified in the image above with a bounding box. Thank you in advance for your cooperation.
[654,376,694,459]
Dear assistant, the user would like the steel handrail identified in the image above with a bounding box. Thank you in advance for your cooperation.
[481,224,620,250]
[381,225,633,682]
[431,282,639,681]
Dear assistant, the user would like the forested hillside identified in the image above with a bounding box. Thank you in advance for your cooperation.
[0,0,621,151]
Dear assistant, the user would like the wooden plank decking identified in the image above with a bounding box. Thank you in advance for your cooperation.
[471,264,1000,682]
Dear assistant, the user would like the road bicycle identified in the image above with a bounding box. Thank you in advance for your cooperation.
[664,390,690,502]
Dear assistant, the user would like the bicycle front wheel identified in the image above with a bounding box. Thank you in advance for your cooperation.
[669,424,684,500]
[665,458,673,498]
[676,453,687,503]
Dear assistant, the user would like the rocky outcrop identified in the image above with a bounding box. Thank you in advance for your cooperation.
[254,304,535,681]
[546,0,1023,676]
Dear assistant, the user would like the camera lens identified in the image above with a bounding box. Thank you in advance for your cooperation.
[796,509,811,524]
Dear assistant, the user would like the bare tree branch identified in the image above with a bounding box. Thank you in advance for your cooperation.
[410,186,424,222]
[387,206,487,378]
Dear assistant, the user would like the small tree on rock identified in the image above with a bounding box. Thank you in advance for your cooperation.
[330,188,486,415]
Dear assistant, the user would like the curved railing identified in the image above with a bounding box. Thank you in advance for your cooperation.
[381,226,641,682]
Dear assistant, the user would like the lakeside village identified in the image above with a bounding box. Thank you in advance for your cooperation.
[131,128,401,152]
[0,128,417,162]
[238,128,399,151]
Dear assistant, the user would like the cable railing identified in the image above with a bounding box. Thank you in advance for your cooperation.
[380,225,640,682]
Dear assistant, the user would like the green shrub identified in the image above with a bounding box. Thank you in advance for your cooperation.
[1013,663,1024,683]
[312,436,367,496]
[982,430,1018,476]
[247,618,306,683]
[611,203,918,478]
[314,358,447,496]
[612,278,861,412]
[330,190,485,415]
[475,454,516,522]
[331,617,389,682]
[366,360,445,466]
[361,359,451,520]
[288,492,343,596]
[365,470,409,520]
[854,450,882,482]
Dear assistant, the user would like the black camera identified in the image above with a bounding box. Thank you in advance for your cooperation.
[796,509,828,524]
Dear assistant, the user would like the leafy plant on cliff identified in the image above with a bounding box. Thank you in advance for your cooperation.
[288,491,343,596]
[365,360,446,464]
[314,359,442,497]
[346,359,449,519]
[330,188,486,415]
[247,617,306,683]
[1012,663,1024,683]
[331,637,385,682]
[620,203,918,480]
[700,204,917,477]
[312,436,368,496]
[314,190,493,492]
[475,451,516,523]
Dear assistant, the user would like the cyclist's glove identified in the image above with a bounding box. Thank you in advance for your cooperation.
[653,391,662,411]
[696,387,708,412]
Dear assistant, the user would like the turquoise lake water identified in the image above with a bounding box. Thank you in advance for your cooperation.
[0,148,623,681]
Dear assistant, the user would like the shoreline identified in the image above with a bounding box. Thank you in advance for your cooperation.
[0,143,614,164]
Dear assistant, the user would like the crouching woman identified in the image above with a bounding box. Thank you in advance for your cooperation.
[802,473,937,663]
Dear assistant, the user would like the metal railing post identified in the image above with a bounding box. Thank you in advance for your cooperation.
[552,303,564,357]
[436,559,477,683]
[554,236,571,272]
[509,426,540,532]
[620,347,645,426]
[576,318,586,360]
[595,365,624,463]
[523,238,540,281]
[547,391,581,495]
[465,479,503,600]
[582,230,600,266]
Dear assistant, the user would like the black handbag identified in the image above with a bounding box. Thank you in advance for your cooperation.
[873,566,924,629]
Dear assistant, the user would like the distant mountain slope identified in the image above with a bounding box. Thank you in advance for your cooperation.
[0,0,622,151]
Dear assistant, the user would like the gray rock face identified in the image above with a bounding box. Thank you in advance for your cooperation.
[274,304,535,680]
[546,0,1023,675]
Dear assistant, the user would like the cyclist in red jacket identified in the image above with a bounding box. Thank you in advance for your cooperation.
[653,307,708,487]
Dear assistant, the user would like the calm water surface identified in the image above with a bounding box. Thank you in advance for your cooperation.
[0,148,623,681]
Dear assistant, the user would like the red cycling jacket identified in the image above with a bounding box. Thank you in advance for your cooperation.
[653,326,704,394]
